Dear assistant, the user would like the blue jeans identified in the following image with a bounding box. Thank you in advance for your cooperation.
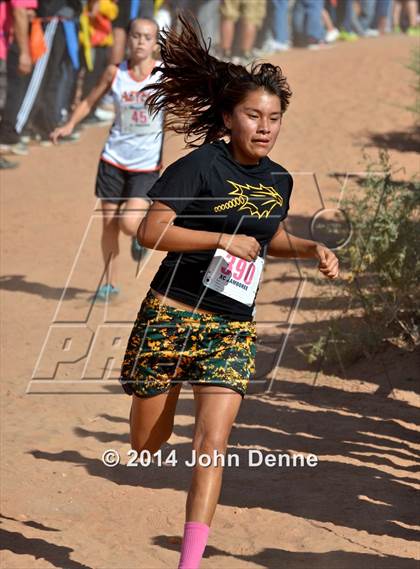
[359,0,376,30]
[341,0,354,32]
[375,0,392,22]
[345,0,377,34]
[292,0,324,44]
[326,0,337,26]
[271,0,289,44]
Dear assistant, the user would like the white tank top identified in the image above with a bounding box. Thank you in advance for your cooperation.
[101,60,164,172]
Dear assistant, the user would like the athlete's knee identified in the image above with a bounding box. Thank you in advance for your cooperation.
[192,431,229,456]
[118,216,135,236]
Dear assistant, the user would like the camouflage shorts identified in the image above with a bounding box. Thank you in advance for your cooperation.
[119,290,257,398]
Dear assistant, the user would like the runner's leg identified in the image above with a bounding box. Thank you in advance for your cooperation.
[178,384,242,568]
[100,200,120,286]
[129,383,182,453]
[119,197,149,236]
[187,384,243,525]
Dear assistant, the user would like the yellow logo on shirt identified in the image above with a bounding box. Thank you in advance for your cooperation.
[213,181,284,219]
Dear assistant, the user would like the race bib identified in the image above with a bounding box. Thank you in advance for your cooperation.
[120,103,161,135]
[203,248,264,306]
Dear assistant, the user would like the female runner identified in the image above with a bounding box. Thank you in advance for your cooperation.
[51,18,164,301]
[119,16,339,569]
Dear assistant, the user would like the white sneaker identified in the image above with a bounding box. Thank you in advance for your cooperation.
[260,38,290,54]
[307,41,334,50]
[260,37,276,53]
[363,28,379,37]
[325,28,340,43]
[272,40,290,52]
[0,142,29,155]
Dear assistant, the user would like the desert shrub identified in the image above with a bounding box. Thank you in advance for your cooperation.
[300,150,419,370]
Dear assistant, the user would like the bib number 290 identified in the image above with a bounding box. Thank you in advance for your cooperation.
[221,254,256,284]
[203,248,264,306]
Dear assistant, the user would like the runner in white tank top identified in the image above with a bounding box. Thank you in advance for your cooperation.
[51,18,164,301]
[102,59,164,172]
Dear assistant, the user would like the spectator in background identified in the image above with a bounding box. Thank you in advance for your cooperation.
[354,0,379,36]
[0,0,34,71]
[337,0,359,40]
[292,0,327,49]
[79,0,118,125]
[265,0,290,52]
[322,4,340,43]
[219,0,267,64]
[393,0,420,35]
[11,0,82,146]
[195,0,220,48]
[0,0,37,160]
[374,0,392,33]
[341,0,379,38]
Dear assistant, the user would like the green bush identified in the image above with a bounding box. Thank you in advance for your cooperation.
[297,48,420,370]
[302,151,419,370]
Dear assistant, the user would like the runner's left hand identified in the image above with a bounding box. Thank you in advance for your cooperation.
[314,243,339,279]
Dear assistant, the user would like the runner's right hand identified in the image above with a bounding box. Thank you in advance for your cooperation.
[50,123,74,144]
[219,234,261,262]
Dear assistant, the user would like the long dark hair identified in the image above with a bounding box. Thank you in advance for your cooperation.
[145,14,292,147]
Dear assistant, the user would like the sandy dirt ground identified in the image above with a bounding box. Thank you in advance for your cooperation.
[1,34,419,569]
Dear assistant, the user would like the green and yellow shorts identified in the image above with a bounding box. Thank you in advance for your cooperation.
[119,290,256,398]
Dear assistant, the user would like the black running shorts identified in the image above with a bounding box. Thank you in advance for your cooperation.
[95,159,159,204]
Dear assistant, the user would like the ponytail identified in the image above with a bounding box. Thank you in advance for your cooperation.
[145,14,292,146]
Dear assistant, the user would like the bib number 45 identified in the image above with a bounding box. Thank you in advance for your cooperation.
[121,103,161,135]
[130,109,148,124]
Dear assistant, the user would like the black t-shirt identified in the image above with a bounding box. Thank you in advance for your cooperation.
[147,140,293,321]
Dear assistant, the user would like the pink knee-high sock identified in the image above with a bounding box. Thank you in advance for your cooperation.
[177,521,210,569]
